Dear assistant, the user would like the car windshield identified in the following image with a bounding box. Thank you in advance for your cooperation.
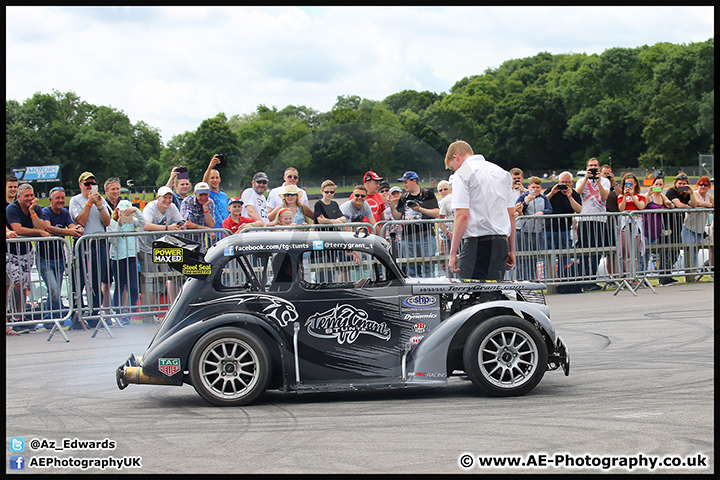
[218,252,293,292]
[299,249,399,288]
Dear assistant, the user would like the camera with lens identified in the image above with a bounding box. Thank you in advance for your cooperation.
[406,199,421,208]
[587,168,599,180]
[556,184,568,191]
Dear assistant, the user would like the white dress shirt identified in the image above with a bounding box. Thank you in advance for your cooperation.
[451,155,515,238]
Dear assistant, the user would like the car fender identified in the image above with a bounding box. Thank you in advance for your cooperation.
[406,300,554,382]
[140,313,289,383]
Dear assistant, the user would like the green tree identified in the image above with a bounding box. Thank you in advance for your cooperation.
[6,90,161,188]
[641,81,697,166]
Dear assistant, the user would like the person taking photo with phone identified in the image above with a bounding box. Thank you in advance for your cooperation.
[69,171,111,324]
[574,158,611,291]
[166,165,192,210]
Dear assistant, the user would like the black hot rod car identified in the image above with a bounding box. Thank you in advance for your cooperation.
[117,228,569,406]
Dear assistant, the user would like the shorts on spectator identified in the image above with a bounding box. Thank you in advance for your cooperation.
[6,251,34,288]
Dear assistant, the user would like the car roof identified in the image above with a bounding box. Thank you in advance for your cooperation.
[204,229,391,265]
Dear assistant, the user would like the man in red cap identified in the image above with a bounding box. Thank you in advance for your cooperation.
[348,171,385,225]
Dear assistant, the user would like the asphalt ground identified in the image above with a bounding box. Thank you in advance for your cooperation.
[5,281,714,474]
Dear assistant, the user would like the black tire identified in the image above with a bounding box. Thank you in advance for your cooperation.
[463,316,548,396]
[189,327,271,406]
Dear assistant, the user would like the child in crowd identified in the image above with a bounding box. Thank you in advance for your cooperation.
[222,197,267,234]
[275,208,295,227]
[314,180,346,225]
[108,200,146,323]
[515,176,553,280]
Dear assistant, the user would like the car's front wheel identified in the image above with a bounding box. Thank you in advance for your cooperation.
[463,316,547,396]
[189,327,271,406]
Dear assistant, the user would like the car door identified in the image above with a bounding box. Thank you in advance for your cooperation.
[291,248,409,386]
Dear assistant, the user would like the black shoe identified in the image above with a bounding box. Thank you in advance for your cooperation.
[659,277,678,286]
[583,283,602,292]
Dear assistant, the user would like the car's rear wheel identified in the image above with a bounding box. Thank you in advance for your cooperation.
[463,316,547,396]
[189,327,271,406]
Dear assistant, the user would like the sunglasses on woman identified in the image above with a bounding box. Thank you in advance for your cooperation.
[323,190,335,194]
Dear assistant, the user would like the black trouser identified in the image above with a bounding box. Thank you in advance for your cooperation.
[459,235,508,280]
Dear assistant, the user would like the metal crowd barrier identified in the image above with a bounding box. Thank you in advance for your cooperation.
[6,210,714,340]
[5,236,74,342]
[379,209,713,296]
[71,228,231,338]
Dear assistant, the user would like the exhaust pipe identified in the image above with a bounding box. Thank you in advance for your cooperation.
[116,354,181,389]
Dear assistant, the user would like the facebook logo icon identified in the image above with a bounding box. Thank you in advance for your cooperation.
[10,455,25,470]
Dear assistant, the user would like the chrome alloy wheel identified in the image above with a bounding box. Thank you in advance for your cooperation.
[197,337,261,400]
[478,326,539,388]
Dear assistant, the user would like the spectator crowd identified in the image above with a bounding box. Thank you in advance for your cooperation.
[5,153,715,334]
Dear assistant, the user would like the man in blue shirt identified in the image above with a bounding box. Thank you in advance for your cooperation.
[40,186,83,319]
[202,155,229,231]
[6,183,49,325]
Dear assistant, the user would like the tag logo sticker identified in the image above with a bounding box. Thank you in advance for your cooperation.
[159,358,181,377]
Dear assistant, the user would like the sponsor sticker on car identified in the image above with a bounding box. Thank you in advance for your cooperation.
[158,358,181,377]
[402,295,437,308]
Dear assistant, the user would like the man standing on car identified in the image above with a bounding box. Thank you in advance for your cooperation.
[444,140,516,280]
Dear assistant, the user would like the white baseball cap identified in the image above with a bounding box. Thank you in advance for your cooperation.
[194,182,211,194]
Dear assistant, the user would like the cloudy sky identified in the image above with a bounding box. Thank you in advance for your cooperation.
[6,6,714,143]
